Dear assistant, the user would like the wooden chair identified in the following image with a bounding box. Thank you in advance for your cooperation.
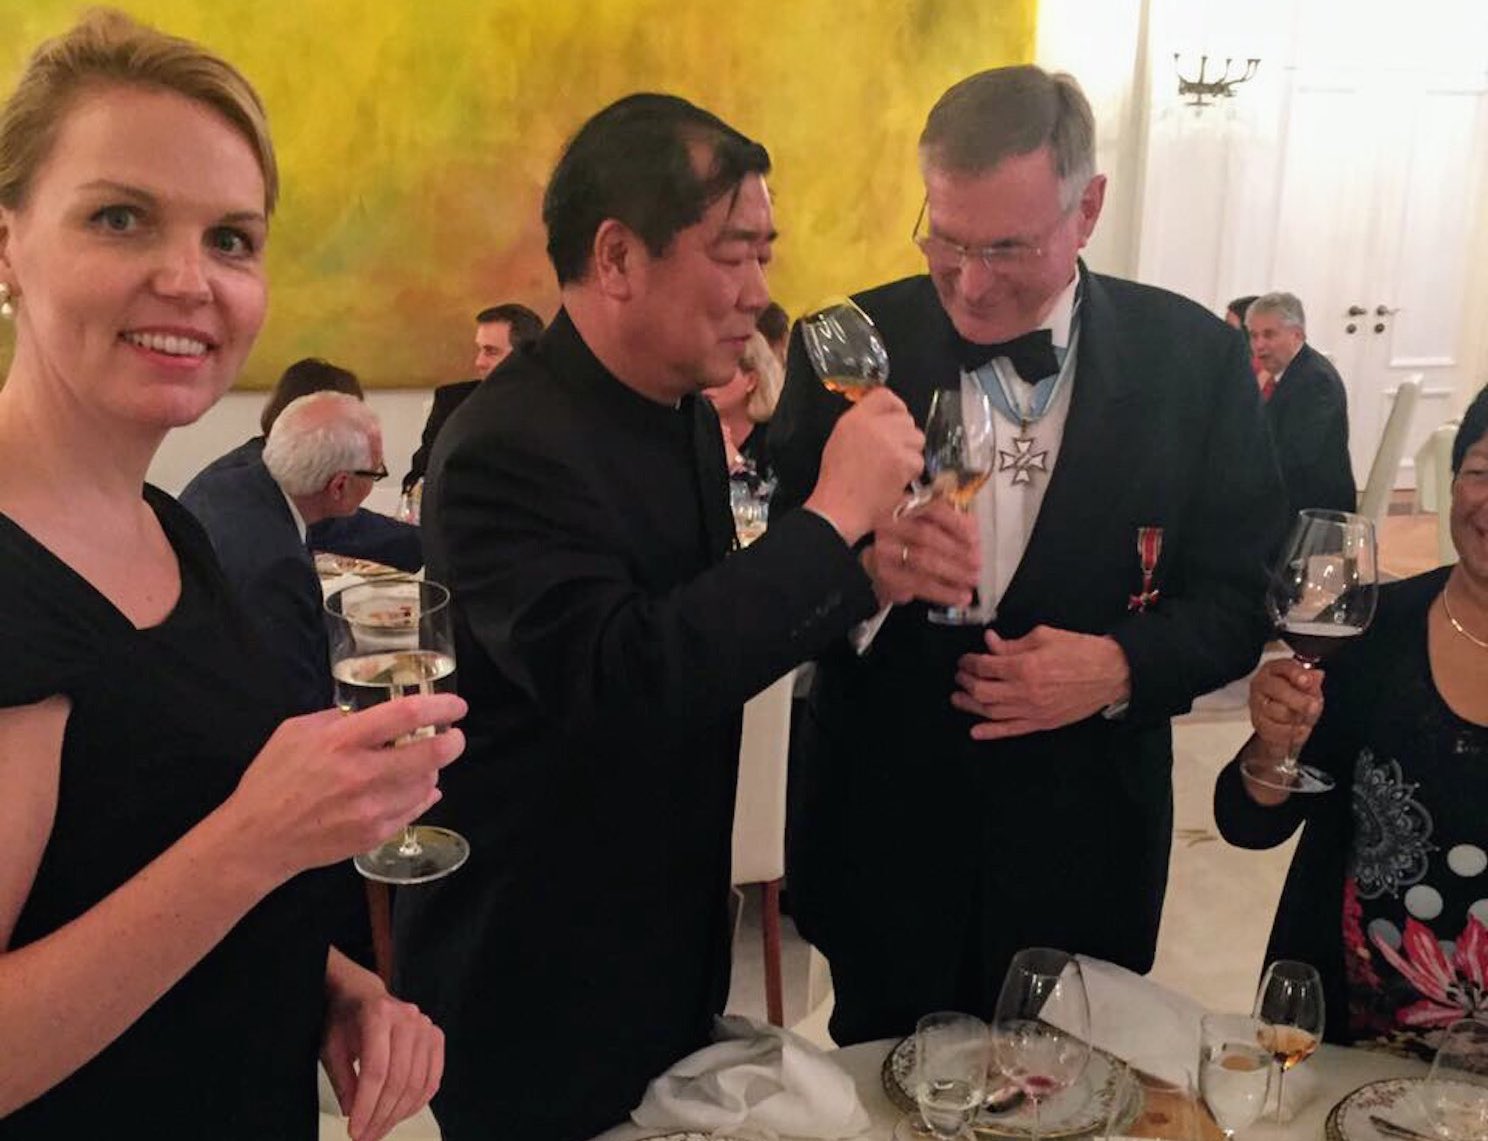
[730,668,796,1025]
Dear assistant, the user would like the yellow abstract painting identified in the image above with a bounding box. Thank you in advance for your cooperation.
[1,1,1033,387]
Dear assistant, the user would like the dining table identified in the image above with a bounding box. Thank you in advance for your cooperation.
[587,957,1432,1141]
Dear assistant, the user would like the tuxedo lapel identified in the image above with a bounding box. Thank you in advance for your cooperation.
[997,268,1146,625]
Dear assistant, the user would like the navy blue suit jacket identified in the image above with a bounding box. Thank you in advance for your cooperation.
[180,445,332,715]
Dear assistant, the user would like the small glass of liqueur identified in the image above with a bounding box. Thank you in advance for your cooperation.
[799,297,890,403]
[1243,509,1378,794]
[1252,959,1324,1123]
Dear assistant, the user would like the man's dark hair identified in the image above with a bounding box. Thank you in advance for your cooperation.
[1453,385,1488,475]
[474,303,545,348]
[1227,295,1260,324]
[542,92,771,286]
[756,301,789,348]
[260,357,362,435]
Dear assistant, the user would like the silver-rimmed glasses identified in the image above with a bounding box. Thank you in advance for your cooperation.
[912,197,1074,270]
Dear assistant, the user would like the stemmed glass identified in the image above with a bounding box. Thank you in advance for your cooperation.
[799,297,890,402]
[993,948,1092,1141]
[896,1012,991,1141]
[325,577,470,884]
[1422,1018,1488,1141]
[1243,509,1378,794]
[1252,959,1324,1123]
[1199,1014,1273,1141]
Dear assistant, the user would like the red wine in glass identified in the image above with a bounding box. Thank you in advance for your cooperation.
[1245,510,1378,795]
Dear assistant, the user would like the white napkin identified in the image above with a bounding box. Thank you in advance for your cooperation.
[1046,957,1204,1087]
[631,1015,871,1140]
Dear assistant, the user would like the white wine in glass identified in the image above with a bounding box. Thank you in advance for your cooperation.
[1244,509,1378,795]
[326,577,470,885]
[919,387,995,625]
[800,297,890,402]
[1252,959,1324,1123]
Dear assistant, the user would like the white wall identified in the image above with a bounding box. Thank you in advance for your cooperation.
[147,388,434,513]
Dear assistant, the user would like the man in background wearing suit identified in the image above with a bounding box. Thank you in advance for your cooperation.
[400,302,545,493]
[1247,290,1356,514]
[394,93,924,1141]
[181,391,386,715]
[769,65,1288,1045]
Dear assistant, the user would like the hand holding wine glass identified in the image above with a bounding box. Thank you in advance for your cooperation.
[326,578,471,884]
[1243,509,1378,794]
[993,948,1092,1141]
[800,297,890,402]
[1422,1018,1488,1141]
[1252,959,1324,1123]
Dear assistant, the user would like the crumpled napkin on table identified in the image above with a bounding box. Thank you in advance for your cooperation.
[631,1015,871,1140]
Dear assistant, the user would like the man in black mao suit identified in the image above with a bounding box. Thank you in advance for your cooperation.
[180,391,388,716]
[1247,290,1356,514]
[400,303,545,493]
[769,65,1288,1045]
[393,94,924,1141]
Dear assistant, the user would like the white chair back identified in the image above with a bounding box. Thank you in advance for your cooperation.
[1358,375,1421,524]
[731,669,796,886]
[1432,421,1459,566]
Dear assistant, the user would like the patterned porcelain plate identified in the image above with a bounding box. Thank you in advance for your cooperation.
[639,1135,754,1140]
[314,552,401,579]
[882,1037,1139,1138]
[1325,1078,1435,1141]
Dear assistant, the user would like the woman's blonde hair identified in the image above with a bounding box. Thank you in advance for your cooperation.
[740,330,783,424]
[0,9,277,213]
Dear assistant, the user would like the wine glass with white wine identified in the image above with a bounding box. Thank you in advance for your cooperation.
[325,577,469,884]
[1252,959,1324,1123]
[799,297,890,402]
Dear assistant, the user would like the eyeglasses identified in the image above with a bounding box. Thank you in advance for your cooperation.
[911,197,1071,270]
[350,464,389,482]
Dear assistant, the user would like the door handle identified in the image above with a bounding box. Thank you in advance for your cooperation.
[1345,323,1358,334]
[1346,305,1367,316]
[1375,304,1401,316]
[1374,322,1386,334]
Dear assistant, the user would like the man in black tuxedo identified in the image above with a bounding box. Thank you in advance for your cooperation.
[393,94,924,1141]
[181,391,387,716]
[1247,291,1356,514]
[400,303,545,493]
[769,65,1288,1045]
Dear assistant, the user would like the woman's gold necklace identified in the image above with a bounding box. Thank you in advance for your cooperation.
[1442,587,1488,650]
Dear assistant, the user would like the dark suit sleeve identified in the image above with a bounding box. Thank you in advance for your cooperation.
[307,509,423,572]
[767,321,845,518]
[435,431,877,743]
[1108,330,1287,720]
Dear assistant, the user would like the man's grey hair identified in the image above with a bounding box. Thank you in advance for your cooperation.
[919,65,1096,212]
[263,392,379,496]
[1247,291,1307,334]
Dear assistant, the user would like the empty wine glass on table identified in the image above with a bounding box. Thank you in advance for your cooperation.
[993,948,1092,1141]
[1252,959,1324,1123]
[1422,1018,1488,1141]
[325,577,470,884]
[799,297,890,402]
[895,1012,991,1141]
[1243,509,1378,794]
[1199,1014,1273,1141]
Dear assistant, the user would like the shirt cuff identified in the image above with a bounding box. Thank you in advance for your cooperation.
[849,604,893,655]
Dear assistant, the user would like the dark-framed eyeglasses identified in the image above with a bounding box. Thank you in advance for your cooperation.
[350,464,389,482]
[911,197,1069,270]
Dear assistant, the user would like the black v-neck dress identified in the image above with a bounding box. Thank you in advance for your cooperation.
[0,486,339,1136]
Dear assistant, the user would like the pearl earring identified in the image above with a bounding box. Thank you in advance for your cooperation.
[0,283,13,319]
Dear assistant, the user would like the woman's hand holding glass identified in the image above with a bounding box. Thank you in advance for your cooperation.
[224,693,466,884]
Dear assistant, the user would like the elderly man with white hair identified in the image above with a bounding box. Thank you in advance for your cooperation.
[182,391,387,715]
[1246,290,1356,516]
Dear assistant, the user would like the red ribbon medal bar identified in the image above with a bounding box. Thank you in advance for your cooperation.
[1128,526,1163,612]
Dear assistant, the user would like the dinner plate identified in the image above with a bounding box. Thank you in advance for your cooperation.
[882,1036,1139,1138]
[1325,1077,1436,1141]
[313,551,401,579]
[638,1134,755,1140]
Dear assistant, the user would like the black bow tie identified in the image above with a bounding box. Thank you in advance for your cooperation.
[954,328,1059,383]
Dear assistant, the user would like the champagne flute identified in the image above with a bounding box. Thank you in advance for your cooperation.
[1199,1014,1273,1141]
[1243,509,1378,794]
[799,297,890,402]
[325,577,470,884]
[896,1012,991,1141]
[1252,959,1324,1123]
[1422,1018,1488,1141]
[993,948,1092,1141]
